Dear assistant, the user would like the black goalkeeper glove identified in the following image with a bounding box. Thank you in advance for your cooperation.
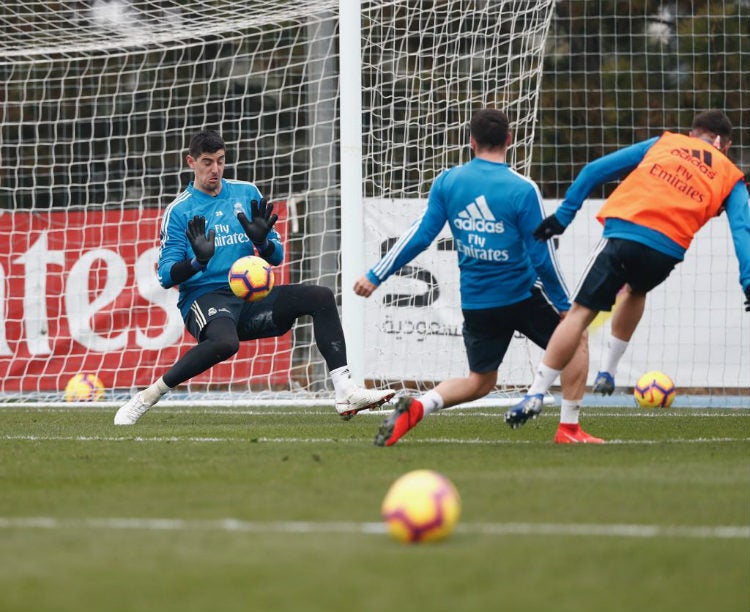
[186,215,215,266]
[533,214,566,241]
[237,198,278,247]
[745,286,750,312]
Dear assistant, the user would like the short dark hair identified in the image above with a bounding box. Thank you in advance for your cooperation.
[470,109,510,148]
[188,130,226,158]
[692,110,733,139]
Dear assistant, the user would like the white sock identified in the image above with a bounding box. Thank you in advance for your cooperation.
[141,377,170,406]
[559,399,581,425]
[602,335,629,376]
[417,389,445,416]
[330,365,355,399]
[528,362,561,395]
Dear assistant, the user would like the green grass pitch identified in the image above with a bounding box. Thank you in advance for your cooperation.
[0,404,748,612]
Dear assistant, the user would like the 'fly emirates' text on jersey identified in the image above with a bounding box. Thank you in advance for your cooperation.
[158,178,284,319]
[367,157,570,311]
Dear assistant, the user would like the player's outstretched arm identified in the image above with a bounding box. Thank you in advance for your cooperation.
[553,138,656,227]
[724,181,750,304]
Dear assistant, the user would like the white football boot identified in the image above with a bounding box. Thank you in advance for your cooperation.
[114,392,153,425]
[336,387,396,420]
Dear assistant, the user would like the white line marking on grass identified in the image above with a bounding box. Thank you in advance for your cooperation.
[253,436,750,445]
[0,516,746,540]
[1,435,235,443]
[464,522,750,540]
[2,434,749,445]
[3,406,750,418]
[439,411,750,418]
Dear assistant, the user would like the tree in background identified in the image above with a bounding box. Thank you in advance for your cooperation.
[534,0,750,198]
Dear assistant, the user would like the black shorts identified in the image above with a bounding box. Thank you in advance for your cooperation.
[185,287,285,341]
[462,287,562,374]
[573,238,680,312]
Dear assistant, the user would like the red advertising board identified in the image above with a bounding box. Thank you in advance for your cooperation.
[0,207,292,393]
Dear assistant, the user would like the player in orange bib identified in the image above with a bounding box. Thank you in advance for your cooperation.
[506,110,750,427]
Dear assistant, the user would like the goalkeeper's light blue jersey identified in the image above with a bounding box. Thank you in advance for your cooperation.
[367,157,571,311]
[158,178,284,319]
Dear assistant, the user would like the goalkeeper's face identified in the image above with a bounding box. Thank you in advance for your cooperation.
[187,150,226,196]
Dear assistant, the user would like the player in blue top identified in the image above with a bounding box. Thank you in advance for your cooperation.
[115,130,393,425]
[354,109,602,445]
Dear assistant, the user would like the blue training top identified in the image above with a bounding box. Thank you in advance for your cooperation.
[367,157,571,311]
[158,178,284,319]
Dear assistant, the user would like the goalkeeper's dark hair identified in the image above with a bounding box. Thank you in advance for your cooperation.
[189,130,226,158]
[692,110,733,139]
[470,109,510,148]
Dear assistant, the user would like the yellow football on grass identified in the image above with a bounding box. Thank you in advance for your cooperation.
[633,370,676,408]
[381,469,461,543]
[64,373,105,402]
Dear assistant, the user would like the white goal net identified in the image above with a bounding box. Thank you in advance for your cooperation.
[0,0,555,404]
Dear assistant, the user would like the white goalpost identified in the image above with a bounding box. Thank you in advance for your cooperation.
[0,0,556,405]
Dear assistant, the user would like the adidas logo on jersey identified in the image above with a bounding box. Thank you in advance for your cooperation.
[453,195,505,233]
[671,147,716,178]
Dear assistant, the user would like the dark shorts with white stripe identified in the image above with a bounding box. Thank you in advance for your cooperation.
[573,238,680,312]
[462,286,561,374]
[185,287,285,342]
